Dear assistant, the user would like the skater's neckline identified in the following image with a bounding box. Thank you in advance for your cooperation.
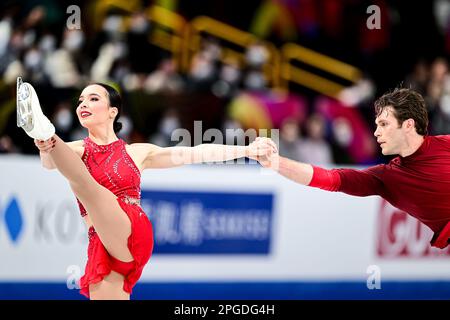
[85,137,123,153]
[86,136,121,146]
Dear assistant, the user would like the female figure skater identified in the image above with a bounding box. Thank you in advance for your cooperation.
[16,77,276,300]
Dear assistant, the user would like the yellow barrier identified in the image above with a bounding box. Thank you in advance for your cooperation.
[280,43,362,97]
[176,14,361,97]
[145,6,186,69]
[87,2,363,97]
[282,66,347,98]
[90,0,141,31]
[188,16,281,88]
[186,16,257,73]
[282,43,362,83]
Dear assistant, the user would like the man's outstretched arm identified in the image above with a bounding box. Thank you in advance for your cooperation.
[277,156,313,185]
[256,137,382,196]
[277,156,341,191]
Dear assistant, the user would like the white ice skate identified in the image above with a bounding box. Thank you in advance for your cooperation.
[16,77,55,141]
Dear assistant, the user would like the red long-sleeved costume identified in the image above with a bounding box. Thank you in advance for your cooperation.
[309,135,450,248]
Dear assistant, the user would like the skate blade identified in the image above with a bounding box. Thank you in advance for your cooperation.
[16,77,33,131]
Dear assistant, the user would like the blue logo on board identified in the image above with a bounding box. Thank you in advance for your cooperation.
[141,190,274,254]
[1,197,24,244]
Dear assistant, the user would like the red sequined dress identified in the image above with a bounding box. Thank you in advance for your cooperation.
[76,136,153,298]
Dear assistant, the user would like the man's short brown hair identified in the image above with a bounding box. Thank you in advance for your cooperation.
[374,88,428,136]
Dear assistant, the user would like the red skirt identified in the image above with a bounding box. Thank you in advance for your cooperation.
[79,198,154,298]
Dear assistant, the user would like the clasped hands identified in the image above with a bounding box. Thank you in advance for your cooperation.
[247,137,279,169]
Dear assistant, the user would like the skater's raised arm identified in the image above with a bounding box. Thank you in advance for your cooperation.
[131,138,278,170]
[35,138,56,169]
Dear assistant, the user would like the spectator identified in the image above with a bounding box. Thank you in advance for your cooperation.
[404,59,429,96]
[144,58,184,94]
[300,113,333,165]
[278,117,304,162]
[149,108,182,147]
[426,57,450,134]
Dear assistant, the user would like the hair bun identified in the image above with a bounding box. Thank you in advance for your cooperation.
[113,121,123,133]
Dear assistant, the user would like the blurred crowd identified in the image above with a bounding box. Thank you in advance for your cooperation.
[0,0,449,166]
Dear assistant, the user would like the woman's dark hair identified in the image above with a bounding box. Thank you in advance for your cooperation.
[94,83,123,133]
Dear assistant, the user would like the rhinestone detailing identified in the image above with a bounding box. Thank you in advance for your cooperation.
[121,195,141,206]
[76,137,142,217]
